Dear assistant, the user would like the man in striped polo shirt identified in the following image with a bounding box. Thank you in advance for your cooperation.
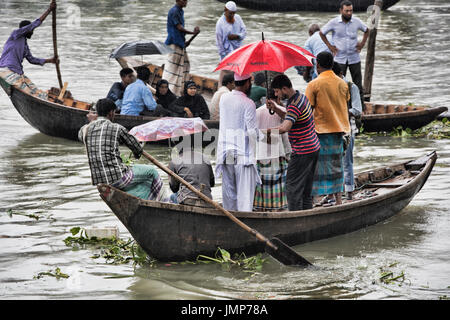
[267,75,320,211]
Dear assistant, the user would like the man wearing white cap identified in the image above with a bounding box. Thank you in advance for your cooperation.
[215,73,262,212]
[215,1,247,86]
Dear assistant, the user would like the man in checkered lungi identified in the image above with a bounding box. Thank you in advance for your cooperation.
[305,52,350,206]
[162,0,200,96]
[0,1,59,100]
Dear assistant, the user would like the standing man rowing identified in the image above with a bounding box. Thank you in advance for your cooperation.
[162,0,200,96]
[0,0,58,100]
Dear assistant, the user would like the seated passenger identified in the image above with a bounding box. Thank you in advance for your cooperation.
[210,72,235,121]
[155,79,177,112]
[249,72,267,108]
[106,67,135,111]
[168,148,215,207]
[79,98,167,201]
[168,80,210,119]
[120,66,170,117]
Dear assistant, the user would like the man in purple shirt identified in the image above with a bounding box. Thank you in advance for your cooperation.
[0,1,58,100]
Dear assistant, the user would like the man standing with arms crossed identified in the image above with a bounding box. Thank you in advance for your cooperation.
[320,0,369,107]
[162,0,200,96]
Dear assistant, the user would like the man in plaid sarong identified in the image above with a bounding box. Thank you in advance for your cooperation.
[162,0,200,96]
[253,90,291,211]
[79,99,167,201]
[305,52,350,206]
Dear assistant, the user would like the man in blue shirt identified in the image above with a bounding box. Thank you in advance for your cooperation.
[120,67,169,117]
[295,24,331,83]
[162,0,200,96]
[106,68,135,111]
[320,0,369,108]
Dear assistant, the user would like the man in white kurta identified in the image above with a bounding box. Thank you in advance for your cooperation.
[215,1,246,86]
[216,73,262,212]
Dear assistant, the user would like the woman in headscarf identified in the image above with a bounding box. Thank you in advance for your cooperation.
[155,79,177,112]
[168,80,210,119]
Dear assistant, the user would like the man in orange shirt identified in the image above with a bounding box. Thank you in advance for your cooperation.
[305,51,350,206]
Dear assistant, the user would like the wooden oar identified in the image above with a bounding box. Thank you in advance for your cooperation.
[51,0,63,89]
[184,32,199,49]
[142,150,312,267]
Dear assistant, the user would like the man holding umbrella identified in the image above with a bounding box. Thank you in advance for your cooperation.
[0,0,59,100]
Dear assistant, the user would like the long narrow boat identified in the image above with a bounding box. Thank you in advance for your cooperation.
[97,151,436,262]
[216,0,401,12]
[0,59,446,142]
[118,58,448,133]
[0,76,219,144]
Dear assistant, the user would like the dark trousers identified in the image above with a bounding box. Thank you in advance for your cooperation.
[140,104,171,117]
[286,150,319,211]
[338,61,365,109]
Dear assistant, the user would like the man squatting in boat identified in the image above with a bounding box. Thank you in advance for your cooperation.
[0,0,58,100]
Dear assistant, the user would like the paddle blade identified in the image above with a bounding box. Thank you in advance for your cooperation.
[265,237,312,267]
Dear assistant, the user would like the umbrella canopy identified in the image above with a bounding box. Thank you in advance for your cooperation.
[109,40,174,59]
[214,38,315,75]
[129,117,208,142]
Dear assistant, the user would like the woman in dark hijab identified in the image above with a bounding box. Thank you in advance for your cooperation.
[155,79,177,111]
[168,80,210,119]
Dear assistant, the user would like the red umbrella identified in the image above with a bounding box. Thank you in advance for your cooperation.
[214,34,315,75]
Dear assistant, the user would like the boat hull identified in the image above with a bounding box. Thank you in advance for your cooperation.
[98,152,436,262]
[217,0,401,12]
[5,86,219,144]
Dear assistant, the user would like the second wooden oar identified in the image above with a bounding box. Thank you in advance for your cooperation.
[142,150,312,267]
[51,0,63,89]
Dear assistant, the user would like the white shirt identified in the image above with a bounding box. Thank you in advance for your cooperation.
[215,14,247,60]
[216,90,262,174]
[210,86,230,121]
[255,105,292,161]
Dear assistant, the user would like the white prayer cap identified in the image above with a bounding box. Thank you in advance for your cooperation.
[234,73,251,81]
[225,1,237,12]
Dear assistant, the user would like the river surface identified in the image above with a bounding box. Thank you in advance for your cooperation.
[0,0,449,300]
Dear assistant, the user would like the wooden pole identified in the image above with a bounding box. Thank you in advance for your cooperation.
[363,0,383,102]
[51,0,63,89]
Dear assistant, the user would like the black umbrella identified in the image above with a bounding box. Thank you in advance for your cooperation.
[109,40,174,59]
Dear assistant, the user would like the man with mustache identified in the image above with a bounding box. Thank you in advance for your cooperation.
[320,0,369,108]
[0,1,58,100]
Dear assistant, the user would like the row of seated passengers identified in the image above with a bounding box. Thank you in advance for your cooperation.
[106,66,268,120]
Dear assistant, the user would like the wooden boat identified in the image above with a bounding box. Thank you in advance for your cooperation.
[0,76,219,144]
[97,151,437,262]
[362,103,448,132]
[1,57,446,142]
[119,58,448,133]
[216,0,401,12]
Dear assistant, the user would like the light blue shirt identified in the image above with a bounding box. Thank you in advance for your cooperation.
[215,14,247,60]
[304,31,332,80]
[120,79,157,116]
[321,15,368,65]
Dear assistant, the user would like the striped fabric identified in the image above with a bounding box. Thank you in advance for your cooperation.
[312,133,344,196]
[284,91,320,155]
[0,68,48,100]
[161,44,190,97]
[253,157,288,211]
